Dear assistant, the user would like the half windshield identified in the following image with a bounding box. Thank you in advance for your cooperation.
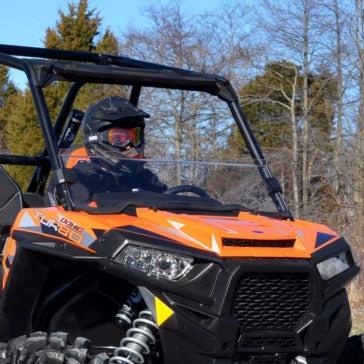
[58,148,279,216]
[52,88,290,217]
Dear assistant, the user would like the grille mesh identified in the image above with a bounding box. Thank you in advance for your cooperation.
[236,354,289,363]
[222,238,296,248]
[240,335,297,349]
[231,273,311,330]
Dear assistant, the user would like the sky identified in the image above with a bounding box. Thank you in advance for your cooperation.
[0,0,219,46]
[0,0,221,88]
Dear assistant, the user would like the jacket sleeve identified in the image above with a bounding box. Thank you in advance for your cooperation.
[139,169,168,193]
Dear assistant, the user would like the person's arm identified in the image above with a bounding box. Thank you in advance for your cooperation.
[139,169,167,193]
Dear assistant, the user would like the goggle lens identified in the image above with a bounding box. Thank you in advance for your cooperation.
[105,127,143,149]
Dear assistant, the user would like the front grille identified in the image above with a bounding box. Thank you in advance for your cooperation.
[240,335,297,349]
[231,272,311,352]
[234,354,290,363]
[222,238,296,248]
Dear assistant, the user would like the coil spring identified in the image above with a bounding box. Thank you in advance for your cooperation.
[109,310,158,364]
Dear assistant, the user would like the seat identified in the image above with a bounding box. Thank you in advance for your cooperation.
[0,166,23,226]
[0,165,23,250]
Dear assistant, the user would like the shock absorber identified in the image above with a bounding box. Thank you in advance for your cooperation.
[110,310,158,364]
[115,289,144,329]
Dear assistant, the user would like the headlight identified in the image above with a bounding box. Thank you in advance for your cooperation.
[116,244,193,281]
[317,251,350,281]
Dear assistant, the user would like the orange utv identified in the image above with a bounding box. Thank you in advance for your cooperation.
[0,44,360,364]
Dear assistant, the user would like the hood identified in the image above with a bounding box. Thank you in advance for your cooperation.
[134,208,340,258]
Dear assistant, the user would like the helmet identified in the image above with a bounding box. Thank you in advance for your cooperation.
[82,96,149,161]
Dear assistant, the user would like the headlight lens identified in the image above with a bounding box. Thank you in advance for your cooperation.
[317,251,350,281]
[116,244,193,280]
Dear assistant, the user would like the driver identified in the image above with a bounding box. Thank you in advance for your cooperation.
[67,96,167,201]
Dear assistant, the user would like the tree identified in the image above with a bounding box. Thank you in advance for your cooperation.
[44,1,120,112]
[5,89,42,188]
[239,61,300,149]
[120,2,213,181]
[323,0,346,197]
[4,0,119,188]
[353,0,364,254]
[248,0,338,219]
[0,66,17,151]
[238,59,337,218]
[74,28,121,113]
[44,0,101,52]
[42,0,101,120]
[119,0,254,183]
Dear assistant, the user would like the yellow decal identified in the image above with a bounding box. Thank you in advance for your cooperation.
[155,297,174,326]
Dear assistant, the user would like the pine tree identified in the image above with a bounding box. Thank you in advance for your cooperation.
[239,61,301,149]
[5,89,42,188]
[42,0,101,122]
[239,61,336,151]
[0,65,17,151]
[43,0,120,115]
[4,0,119,188]
[236,60,337,218]
[73,28,121,113]
[44,0,101,52]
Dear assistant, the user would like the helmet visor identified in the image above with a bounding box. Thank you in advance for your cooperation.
[103,127,143,149]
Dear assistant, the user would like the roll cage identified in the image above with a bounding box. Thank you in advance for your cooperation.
[0,44,291,217]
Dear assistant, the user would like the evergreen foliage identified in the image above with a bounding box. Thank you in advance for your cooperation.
[306,69,337,151]
[2,0,119,189]
[0,1,357,227]
[236,60,338,220]
[238,60,337,151]
[73,29,123,113]
[0,0,363,310]
[5,89,42,188]
[0,65,17,151]
[44,0,101,52]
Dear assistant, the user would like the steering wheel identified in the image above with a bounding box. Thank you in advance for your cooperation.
[163,184,210,198]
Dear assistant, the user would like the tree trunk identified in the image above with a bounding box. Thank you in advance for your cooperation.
[333,0,344,195]
[302,0,310,214]
[355,0,364,237]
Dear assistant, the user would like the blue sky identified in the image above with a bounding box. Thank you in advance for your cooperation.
[0,0,221,88]
[0,0,219,47]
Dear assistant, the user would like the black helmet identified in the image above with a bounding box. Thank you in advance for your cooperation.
[82,96,149,160]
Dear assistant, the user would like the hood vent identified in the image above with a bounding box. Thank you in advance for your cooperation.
[222,238,295,248]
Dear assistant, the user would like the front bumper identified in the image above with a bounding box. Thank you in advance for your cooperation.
[152,254,358,364]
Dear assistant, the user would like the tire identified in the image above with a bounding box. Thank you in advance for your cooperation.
[0,331,109,364]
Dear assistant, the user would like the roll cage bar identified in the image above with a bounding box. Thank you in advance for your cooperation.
[0,44,292,217]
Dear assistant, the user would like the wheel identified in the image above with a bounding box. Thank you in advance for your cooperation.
[0,331,110,364]
[163,184,210,197]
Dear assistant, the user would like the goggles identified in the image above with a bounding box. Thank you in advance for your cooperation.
[101,127,144,150]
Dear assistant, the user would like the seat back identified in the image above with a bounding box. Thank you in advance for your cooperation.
[0,165,23,227]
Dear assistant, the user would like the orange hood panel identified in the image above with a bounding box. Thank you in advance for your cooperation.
[134,209,339,258]
[10,207,340,259]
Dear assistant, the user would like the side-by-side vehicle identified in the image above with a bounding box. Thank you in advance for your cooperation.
[0,44,360,364]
